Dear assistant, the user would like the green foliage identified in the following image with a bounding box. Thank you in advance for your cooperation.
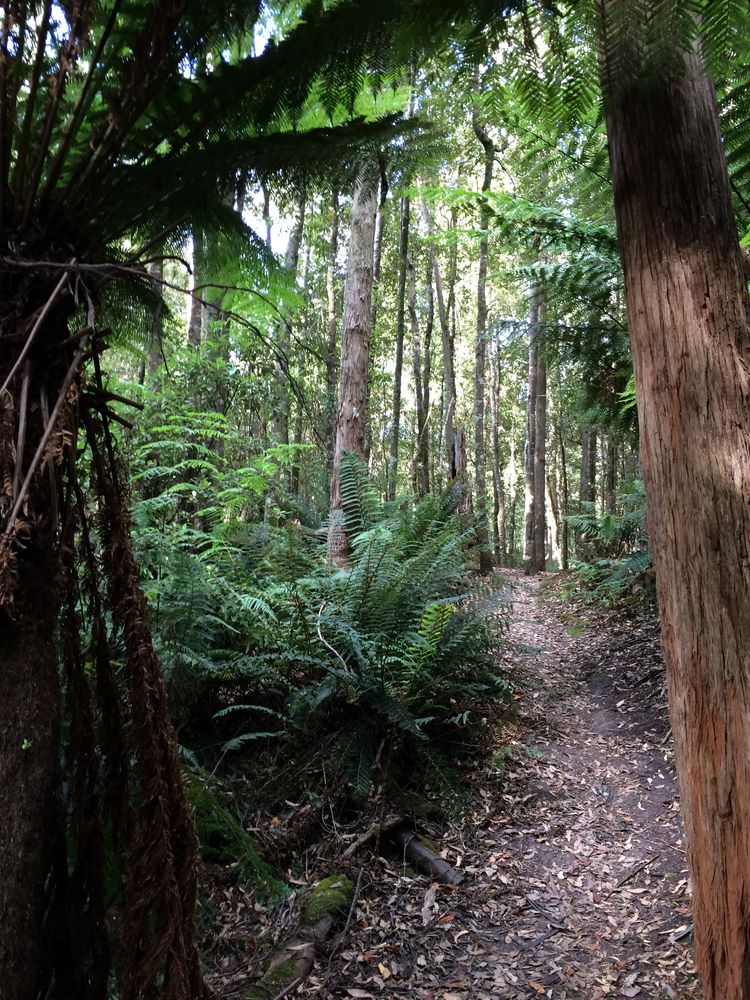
[562,480,653,605]
[132,446,512,812]
[185,773,287,903]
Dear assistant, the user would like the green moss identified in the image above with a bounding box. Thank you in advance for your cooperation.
[185,772,287,903]
[302,874,354,925]
[245,958,300,1000]
[417,834,441,854]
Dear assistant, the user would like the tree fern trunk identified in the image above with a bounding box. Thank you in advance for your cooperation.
[0,517,61,999]
[599,6,750,995]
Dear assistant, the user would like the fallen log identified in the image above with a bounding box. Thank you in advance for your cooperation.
[392,828,464,885]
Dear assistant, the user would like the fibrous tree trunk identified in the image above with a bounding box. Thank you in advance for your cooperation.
[387,193,409,501]
[598,6,750,995]
[0,494,61,999]
[473,109,494,569]
[328,164,378,565]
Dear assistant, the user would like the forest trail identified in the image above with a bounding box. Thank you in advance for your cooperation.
[320,573,702,1000]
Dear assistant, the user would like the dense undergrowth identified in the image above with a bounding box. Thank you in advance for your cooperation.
[561,479,654,608]
[130,409,513,892]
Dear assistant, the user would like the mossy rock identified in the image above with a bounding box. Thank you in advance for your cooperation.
[185,772,287,904]
[302,874,354,926]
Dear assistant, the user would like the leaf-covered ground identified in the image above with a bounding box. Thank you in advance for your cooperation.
[207,571,701,999]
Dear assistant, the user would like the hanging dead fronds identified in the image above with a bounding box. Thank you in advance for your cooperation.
[85,409,209,1000]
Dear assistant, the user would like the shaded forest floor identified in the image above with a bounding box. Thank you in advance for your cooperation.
[208,572,702,999]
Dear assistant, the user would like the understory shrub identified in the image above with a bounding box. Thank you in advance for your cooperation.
[563,479,654,605]
[132,450,513,817]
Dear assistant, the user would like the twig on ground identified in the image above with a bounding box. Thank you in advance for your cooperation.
[270,976,303,1000]
[606,854,661,898]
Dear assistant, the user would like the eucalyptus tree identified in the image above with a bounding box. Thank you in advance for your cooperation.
[329,161,378,564]
[593,5,750,993]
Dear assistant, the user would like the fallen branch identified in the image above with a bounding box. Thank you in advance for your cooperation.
[341,815,404,859]
[393,828,464,885]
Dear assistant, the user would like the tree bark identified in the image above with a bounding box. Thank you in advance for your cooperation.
[523,287,541,573]
[598,8,750,995]
[325,190,340,487]
[387,194,409,501]
[556,392,570,571]
[411,257,432,497]
[187,228,206,349]
[423,198,458,484]
[271,196,305,449]
[533,297,547,573]
[489,336,506,562]
[0,521,61,999]
[473,110,494,569]
[606,434,617,514]
[328,164,378,565]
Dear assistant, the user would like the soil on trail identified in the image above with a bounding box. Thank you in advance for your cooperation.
[316,572,701,1000]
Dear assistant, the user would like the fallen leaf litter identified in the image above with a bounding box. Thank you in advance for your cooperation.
[206,571,702,999]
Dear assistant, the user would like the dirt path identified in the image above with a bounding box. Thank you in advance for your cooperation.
[319,572,701,999]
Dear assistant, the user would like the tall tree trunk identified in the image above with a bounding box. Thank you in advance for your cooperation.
[473,110,494,569]
[598,8,750,996]
[271,196,305,448]
[606,434,617,514]
[555,391,570,571]
[325,190,340,487]
[387,194,409,501]
[546,472,562,567]
[0,516,61,999]
[328,164,378,565]
[579,427,592,508]
[261,181,272,250]
[187,228,206,349]
[533,298,547,572]
[489,336,506,562]
[422,198,458,484]
[411,257,432,497]
[290,399,303,495]
[523,288,541,573]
